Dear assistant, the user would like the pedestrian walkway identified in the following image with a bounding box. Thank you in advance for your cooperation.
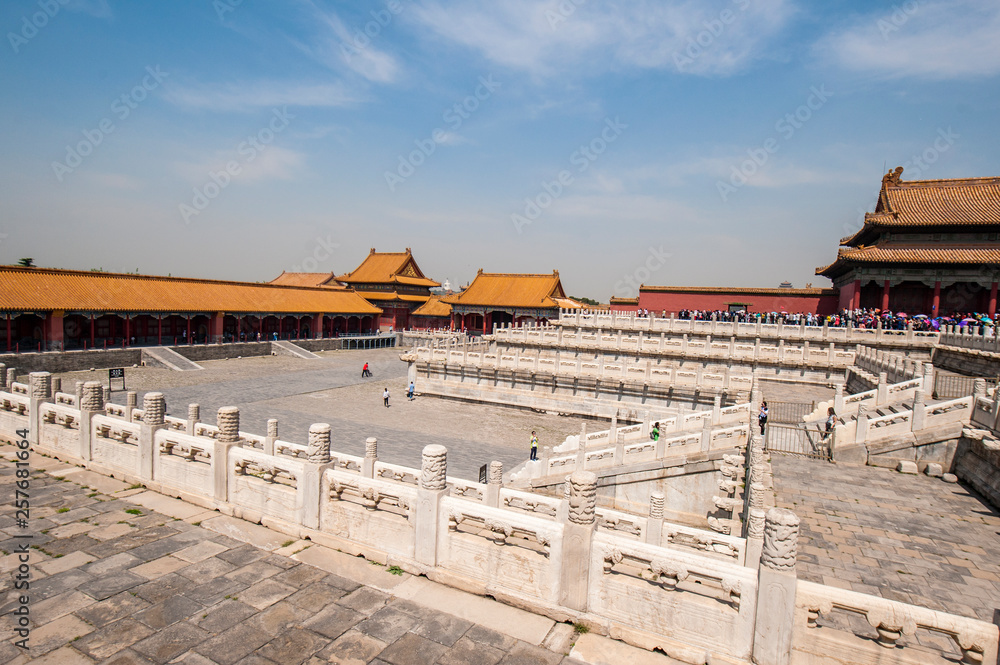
[0,449,685,664]
[771,455,1000,623]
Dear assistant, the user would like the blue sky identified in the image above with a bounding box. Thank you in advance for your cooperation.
[2,0,999,300]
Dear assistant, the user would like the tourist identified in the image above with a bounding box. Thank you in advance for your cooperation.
[650,422,660,441]
[529,431,538,461]
[758,402,768,436]
[407,381,414,400]
[823,407,836,441]
[383,387,390,408]
[362,362,370,378]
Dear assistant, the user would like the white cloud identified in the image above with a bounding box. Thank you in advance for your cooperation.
[292,2,402,84]
[410,0,795,78]
[817,0,1000,78]
[162,80,362,113]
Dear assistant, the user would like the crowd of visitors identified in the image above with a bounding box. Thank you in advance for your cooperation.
[670,307,999,332]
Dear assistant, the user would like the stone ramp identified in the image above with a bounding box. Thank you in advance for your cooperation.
[271,339,322,359]
[141,346,204,371]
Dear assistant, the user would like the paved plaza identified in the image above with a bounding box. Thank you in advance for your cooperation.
[772,455,1000,623]
[0,451,685,665]
[53,348,586,481]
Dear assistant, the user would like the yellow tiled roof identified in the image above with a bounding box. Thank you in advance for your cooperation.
[412,296,452,318]
[269,272,344,288]
[337,249,440,288]
[0,267,382,315]
[355,291,430,303]
[443,271,566,309]
[817,246,1000,276]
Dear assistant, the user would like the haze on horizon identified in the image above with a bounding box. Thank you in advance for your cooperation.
[1,0,999,301]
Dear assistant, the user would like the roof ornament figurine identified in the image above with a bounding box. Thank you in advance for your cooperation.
[882,166,904,186]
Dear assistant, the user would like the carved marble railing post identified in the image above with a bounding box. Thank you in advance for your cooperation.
[910,388,926,432]
[363,437,377,478]
[103,386,112,403]
[126,391,138,422]
[186,404,199,436]
[752,508,799,665]
[560,470,597,612]
[212,406,240,502]
[139,393,166,482]
[51,377,61,395]
[415,444,448,567]
[923,362,935,398]
[75,381,84,411]
[0,363,5,389]
[486,460,502,508]
[833,383,844,414]
[576,422,587,470]
[6,368,17,388]
[746,507,766,570]
[264,418,278,456]
[79,381,104,461]
[608,411,618,445]
[27,372,52,448]
[645,491,664,546]
[876,372,888,404]
[700,418,713,452]
[302,423,333,529]
[612,431,625,465]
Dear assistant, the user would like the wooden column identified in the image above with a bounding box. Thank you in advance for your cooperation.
[989,282,998,318]
[90,314,95,349]
[852,279,861,310]
[6,313,11,352]
[881,280,890,311]
[932,280,941,316]
[157,315,163,346]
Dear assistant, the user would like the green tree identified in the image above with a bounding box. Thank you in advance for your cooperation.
[17,258,34,267]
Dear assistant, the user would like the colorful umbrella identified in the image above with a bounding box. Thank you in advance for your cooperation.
[913,314,928,319]
[896,312,908,317]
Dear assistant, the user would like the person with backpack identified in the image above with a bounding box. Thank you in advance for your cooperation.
[823,407,836,441]
[758,402,769,436]
[650,422,660,441]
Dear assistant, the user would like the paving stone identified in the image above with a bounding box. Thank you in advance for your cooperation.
[73,591,151,628]
[174,540,230,563]
[74,617,155,660]
[134,572,196,604]
[81,552,141,577]
[437,635,505,665]
[194,619,273,665]
[38,550,97,575]
[99,648,158,664]
[224,559,284,585]
[256,626,329,664]
[315,629,386,664]
[252,601,313,637]
[177,556,238,584]
[180,574,246,606]
[411,608,474,647]
[378,631,450,665]
[338,586,389,614]
[273,562,327,588]
[216,544,269,567]
[465,624,518,651]
[26,613,94,656]
[19,645,96,664]
[355,605,421,643]
[238,578,298,610]
[78,571,147,600]
[31,589,96,625]
[131,621,212,662]
[190,599,257,634]
[500,640,565,665]
[285,582,349,612]
[129,554,189,580]
[303,602,365,640]
[134,594,203,629]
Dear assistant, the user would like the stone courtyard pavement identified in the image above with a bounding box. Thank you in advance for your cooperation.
[771,455,1000,624]
[0,450,687,665]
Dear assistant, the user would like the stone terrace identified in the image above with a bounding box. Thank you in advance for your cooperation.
[0,452,686,665]
[771,455,1000,623]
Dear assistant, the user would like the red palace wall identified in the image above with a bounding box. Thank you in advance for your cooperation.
[637,289,840,316]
